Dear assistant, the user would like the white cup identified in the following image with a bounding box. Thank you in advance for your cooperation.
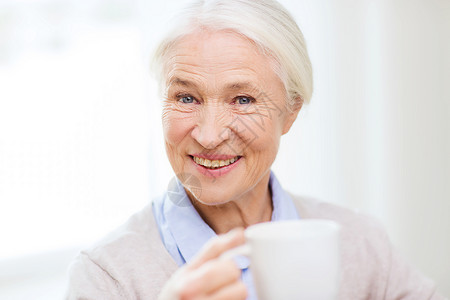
[223,219,341,300]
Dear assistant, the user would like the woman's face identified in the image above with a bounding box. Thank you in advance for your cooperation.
[162,30,298,205]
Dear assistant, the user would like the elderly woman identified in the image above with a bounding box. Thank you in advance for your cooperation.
[66,0,444,299]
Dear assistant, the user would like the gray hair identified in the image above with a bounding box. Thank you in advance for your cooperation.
[151,0,313,108]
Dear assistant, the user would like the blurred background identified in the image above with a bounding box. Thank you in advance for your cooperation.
[0,0,448,298]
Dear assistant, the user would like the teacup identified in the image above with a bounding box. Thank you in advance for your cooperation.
[223,219,341,300]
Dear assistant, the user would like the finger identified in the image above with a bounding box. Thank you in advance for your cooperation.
[208,280,248,300]
[188,258,241,295]
[173,259,240,299]
[188,228,245,269]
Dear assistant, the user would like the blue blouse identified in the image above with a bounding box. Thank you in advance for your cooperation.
[152,171,299,300]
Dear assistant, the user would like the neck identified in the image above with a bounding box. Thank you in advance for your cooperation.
[188,172,273,234]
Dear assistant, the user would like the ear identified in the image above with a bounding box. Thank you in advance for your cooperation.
[282,97,303,135]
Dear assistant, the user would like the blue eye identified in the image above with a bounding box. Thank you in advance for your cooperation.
[236,96,253,105]
[179,95,195,104]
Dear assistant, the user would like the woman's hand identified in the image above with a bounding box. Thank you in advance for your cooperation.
[158,228,247,300]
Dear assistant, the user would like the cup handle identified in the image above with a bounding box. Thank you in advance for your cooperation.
[220,244,251,260]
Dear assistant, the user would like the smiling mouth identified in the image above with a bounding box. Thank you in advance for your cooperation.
[190,155,241,169]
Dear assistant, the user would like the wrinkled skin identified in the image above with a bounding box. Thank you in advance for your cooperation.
[162,29,300,232]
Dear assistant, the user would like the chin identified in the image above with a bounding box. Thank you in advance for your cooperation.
[186,186,235,206]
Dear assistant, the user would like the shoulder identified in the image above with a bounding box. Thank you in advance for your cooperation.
[67,201,177,299]
[289,193,380,227]
[84,201,178,279]
[84,202,158,261]
[289,193,388,244]
[289,194,390,253]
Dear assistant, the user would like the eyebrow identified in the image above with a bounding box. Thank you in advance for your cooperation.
[225,81,258,91]
[167,77,260,93]
[167,77,197,88]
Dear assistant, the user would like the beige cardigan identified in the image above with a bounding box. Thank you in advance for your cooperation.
[65,195,446,300]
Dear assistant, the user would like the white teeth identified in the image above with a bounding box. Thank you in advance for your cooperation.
[193,156,240,169]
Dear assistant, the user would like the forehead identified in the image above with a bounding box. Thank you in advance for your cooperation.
[165,30,281,89]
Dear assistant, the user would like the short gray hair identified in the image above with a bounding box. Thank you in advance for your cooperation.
[151,0,313,108]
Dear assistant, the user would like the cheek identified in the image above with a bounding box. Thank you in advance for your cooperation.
[236,115,282,154]
[162,110,195,174]
[162,109,194,146]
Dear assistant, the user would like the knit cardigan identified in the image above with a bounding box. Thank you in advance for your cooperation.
[65,195,446,300]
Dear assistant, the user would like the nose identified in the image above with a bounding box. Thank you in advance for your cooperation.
[191,104,231,150]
